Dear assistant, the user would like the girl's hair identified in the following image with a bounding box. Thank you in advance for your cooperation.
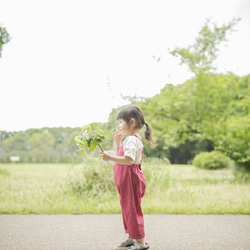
[117,105,156,147]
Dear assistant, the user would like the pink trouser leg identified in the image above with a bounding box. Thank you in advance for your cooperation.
[119,167,146,239]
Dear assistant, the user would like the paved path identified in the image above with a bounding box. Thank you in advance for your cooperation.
[0,214,250,250]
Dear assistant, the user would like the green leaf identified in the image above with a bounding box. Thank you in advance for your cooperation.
[74,122,106,158]
[90,141,97,151]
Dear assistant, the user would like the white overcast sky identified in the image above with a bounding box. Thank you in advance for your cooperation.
[0,0,249,132]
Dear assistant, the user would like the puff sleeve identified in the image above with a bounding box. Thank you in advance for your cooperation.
[123,136,143,164]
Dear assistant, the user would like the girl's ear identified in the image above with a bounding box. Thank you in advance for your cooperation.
[129,118,136,127]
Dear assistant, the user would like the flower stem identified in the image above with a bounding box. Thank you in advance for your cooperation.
[98,144,104,152]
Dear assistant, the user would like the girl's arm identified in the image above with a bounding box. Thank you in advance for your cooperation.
[101,152,134,166]
[101,130,134,165]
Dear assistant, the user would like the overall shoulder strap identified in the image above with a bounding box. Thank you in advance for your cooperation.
[133,134,142,142]
[133,135,143,170]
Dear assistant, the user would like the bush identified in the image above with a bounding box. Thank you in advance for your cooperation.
[193,151,230,170]
[67,158,116,197]
[143,157,170,166]
[233,172,250,183]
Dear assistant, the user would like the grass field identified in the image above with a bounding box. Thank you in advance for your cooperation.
[0,161,249,214]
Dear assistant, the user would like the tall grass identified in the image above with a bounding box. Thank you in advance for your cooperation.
[0,160,249,214]
[67,158,116,197]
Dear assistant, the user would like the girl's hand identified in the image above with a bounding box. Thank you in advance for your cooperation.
[100,151,111,161]
[113,130,122,146]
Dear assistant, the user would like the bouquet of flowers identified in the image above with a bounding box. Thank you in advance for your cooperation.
[74,123,105,157]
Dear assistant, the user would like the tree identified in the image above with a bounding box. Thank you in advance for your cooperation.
[215,75,250,171]
[170,18,240,77]
[151,18,249,170]
[28,131,55,160]
[0,25,11,57]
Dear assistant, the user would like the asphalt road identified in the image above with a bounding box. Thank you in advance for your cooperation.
[0,214,250,250]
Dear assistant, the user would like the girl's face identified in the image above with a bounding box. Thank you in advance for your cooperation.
[118,119,129,135]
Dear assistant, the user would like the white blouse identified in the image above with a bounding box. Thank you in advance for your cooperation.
[123,135,144,164]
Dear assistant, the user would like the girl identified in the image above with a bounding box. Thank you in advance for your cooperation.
[101,105,155,250]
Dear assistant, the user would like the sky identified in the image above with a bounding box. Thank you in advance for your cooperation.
[0,0,249,132]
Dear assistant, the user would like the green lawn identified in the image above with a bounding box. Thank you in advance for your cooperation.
[0,162,249,214]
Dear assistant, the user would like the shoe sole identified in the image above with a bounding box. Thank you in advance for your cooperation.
[115,244,134,250]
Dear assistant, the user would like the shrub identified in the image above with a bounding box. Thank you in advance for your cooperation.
[193,151,230,170]
[143,157,170,166]
[233,172,250,183]
[67,158,116,197]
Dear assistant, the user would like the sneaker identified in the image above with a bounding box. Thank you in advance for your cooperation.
[128,242,150,250]
[115,236,137,250]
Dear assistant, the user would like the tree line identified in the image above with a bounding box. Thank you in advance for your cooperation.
[1,71,248,169]
[0,127,81,163]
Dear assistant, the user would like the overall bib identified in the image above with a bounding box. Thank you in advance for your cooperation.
[114,135,146,240]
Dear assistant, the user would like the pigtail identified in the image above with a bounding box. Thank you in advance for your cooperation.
[144,122,156,147]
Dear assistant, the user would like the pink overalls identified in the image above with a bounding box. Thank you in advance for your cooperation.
[114,135,146,240]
